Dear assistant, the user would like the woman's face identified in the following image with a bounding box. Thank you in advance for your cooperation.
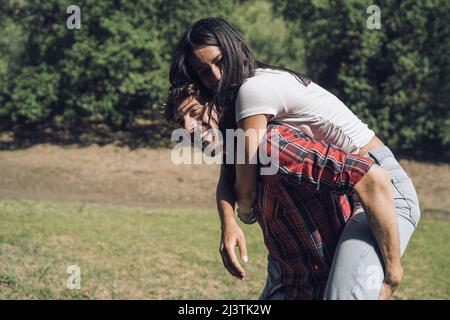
[189,45,223,92]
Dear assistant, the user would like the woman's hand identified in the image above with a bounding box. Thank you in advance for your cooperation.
[219,220,249,280]
[378,265,404,300]
[237,207,257,224]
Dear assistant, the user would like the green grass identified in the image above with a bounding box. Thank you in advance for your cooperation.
[0,200,448,299]
[394,219,450,299]
[0,200,268,299]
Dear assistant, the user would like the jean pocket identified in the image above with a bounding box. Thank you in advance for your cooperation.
[391,178,421,227]
[392,179,412,208]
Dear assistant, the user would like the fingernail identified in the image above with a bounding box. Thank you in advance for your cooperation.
[243,256,248,263]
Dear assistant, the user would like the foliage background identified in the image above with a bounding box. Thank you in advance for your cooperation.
[0,0,449,159]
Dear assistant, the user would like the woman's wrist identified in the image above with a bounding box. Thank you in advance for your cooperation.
[237,207,257,225]
[237,201,253,213]
[237,206,253,216]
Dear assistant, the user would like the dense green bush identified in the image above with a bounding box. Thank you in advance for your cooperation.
[229,0,306,72]
[0,0,449,159]
[0,0,306,135]
[0,0,237,132]
[273,0,450,159]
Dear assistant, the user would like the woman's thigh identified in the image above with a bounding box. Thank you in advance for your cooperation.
[323,206,416,299]
[323,147,420,299]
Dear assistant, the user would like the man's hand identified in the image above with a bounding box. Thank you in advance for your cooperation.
[219,220,249,280]
[354,166,404,300]
[378,265,404,300]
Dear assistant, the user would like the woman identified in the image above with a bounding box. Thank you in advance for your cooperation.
[169,18,420,299]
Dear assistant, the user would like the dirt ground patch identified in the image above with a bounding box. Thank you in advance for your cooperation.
[0,144,219,209]
[0,144,449,218]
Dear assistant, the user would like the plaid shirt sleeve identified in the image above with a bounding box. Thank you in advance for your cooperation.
[262,123,375,195]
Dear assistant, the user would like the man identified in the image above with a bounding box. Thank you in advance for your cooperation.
[164,85,404,299]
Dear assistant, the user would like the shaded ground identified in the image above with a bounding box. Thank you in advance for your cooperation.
[0,144,449,219]
[0,117,175,150]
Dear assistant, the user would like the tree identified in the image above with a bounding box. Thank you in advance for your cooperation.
[273,0,450,159]
[229,0,306,72]
[0,0,238,132]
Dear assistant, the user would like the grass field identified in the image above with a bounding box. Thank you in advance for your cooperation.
[0,200,448,299]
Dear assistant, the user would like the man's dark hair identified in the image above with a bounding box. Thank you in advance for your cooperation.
[163,84,200,125]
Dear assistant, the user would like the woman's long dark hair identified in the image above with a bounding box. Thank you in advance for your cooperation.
[170,18,257,118]
[170,18,310,126]
[169,17,311,166]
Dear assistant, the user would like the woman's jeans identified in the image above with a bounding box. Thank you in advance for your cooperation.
[322,146,420,299]
[261,146,420,299]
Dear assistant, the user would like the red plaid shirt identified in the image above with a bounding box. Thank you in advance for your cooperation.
[254,123,374,299]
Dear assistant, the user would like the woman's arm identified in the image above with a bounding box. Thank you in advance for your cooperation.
[235,114,270,213]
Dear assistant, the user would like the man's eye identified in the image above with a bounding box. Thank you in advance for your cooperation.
[190,107,201,115]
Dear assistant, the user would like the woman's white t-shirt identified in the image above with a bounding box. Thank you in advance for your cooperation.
[235,68,375,153]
